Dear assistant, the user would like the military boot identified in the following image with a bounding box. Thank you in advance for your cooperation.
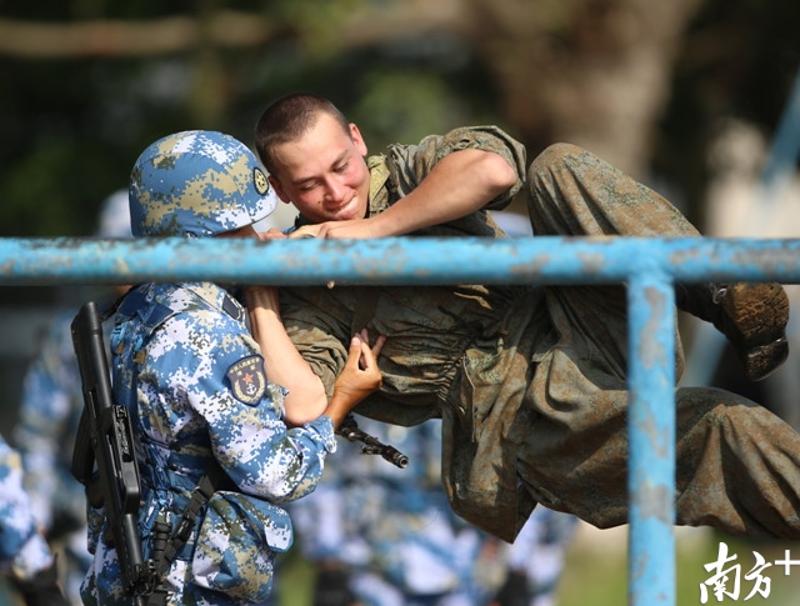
[676,282,789,382]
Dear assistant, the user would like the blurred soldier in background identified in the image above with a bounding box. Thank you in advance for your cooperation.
[0,434,69,605]
[291,418,576,606]
[11,190,131,604]
[496,508,577,606]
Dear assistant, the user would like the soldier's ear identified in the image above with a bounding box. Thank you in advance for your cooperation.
[349,123,368,157]
[268,175,291,204]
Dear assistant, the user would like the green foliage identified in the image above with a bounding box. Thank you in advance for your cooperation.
[559,531,800,606]
[273,0,368,57]
[0,139,119,237]
[350,71,472,149]
[0,0,797,240]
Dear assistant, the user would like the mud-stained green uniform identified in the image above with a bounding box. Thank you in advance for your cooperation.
[281,127,800,542]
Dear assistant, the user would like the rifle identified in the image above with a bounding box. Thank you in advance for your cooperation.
[336,414,409,469]
[70,301,154,604]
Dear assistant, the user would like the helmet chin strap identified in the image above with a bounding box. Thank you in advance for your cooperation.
[251,216,274,234]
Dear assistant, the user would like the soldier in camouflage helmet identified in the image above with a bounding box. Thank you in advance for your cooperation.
[253,94,800,543]
[82,130,385,605]
[129,131,276,237]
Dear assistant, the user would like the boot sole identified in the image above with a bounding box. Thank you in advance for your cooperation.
[722,283,790,381]
[741,337,789,382]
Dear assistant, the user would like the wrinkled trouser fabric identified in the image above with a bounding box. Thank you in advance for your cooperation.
[518,143,800,538]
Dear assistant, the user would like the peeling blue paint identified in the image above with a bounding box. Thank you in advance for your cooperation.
[1,237,800,285]
[627,271,676,606]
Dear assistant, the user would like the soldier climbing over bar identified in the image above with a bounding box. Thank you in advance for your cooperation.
[252,93,798,542]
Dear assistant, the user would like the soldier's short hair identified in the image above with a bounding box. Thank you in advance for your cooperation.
[254,93,350,176]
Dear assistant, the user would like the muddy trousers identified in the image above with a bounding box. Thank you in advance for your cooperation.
[517,144,800,538]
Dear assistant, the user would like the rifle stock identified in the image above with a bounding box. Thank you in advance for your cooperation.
[70,302,150,600]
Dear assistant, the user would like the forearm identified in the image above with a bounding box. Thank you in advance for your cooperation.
[321,391,359,428]
[250,306,327,425]
[372,148,517,236]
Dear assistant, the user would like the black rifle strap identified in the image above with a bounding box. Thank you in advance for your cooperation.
[136,463,230,606]
[154,463,231,579]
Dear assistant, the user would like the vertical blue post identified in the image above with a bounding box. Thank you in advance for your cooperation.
[627,271,676,606]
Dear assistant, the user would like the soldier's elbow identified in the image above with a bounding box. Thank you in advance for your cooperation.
[477,153,518,197]
[282,386,327,427]
[492,155,519,192]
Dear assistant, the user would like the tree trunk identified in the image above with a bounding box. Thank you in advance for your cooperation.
[464,0,702,176]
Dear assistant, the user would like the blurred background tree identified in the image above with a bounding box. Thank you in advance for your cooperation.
[0,0,797,238]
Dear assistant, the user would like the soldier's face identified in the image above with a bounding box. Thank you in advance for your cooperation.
[268,113,371,224]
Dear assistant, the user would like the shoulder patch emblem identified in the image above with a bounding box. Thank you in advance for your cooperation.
[254,167,270,196]
[227,355,267,405]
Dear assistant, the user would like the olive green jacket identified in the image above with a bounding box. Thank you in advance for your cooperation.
[281,126,548,541]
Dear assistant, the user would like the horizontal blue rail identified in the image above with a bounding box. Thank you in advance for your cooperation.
[1,236,800,285]
[2,235,799,606]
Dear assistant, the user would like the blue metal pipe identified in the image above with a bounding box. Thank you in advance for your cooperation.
[627,271,676,606]
[1,236,800,285]
[3,234,800,606]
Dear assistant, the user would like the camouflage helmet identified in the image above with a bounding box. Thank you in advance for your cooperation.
[129,130,277,237]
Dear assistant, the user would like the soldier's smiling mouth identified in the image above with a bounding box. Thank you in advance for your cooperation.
[326,194,358,215]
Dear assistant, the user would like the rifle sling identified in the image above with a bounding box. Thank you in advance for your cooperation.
[154,463,231,579]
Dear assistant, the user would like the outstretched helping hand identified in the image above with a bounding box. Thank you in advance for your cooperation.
[290,217,386,240]
[326,329,386,427]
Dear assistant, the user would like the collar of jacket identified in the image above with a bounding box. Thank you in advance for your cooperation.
[181,282,245,323]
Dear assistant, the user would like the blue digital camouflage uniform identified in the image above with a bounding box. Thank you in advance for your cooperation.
[82,130,336,605]
[14,310,84,535]
[291,418,576,606]
[14,310,91,602]
[504,508,577,606]
[13,189,134,605]
[0,435,55,581]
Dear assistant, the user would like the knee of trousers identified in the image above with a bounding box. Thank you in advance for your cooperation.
[687,389,765,438]
[527,142,586,186]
